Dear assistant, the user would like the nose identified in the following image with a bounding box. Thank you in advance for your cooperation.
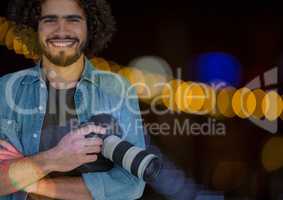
[53,19,69,36]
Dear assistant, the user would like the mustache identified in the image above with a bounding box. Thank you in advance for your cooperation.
[46,36,80,43]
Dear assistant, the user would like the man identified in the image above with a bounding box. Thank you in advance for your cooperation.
[0,0,145,199]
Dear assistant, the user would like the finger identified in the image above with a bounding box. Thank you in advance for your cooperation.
[95,126,106,135]
[73,125,106,138]
[0,149,22,157]
[81,146,102,154]
[71,125,93,138]
[0,154,22,161]
[0,153,23,159]
[88,125,106,135]
[0,140,20,154]
[73,138,101,146]
[81,154,98,163]
[0,140,19,154]
[0,153,22,160]
[83,138,103,146]
[0,149,16,157]
[0,154,16,161]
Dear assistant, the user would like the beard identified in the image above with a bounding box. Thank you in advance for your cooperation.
[39,37,87,67]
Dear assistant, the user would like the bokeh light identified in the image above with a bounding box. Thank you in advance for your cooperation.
[280,95,283,120]
[198,84,216,115]
[161,79,184,112]
[108,61,121,73]
[91,57,111,72]
[262,137,283,172]
[0,18,10,43]
[142,72,168,100]
[13,37,22,55]
[212,161,248,191]
[195,52,242,87]
[262,91,283,121]
[252,89,266,119]
[118,67,146,97]
[128,56,173,80]
[175,82,206,114]
[217,87,236,118]
[128,56,173,100]
[4,23,15,50]
[232,88,256,119]
[7,159,47,191]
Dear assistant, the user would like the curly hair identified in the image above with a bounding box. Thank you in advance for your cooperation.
[7,0,116,57]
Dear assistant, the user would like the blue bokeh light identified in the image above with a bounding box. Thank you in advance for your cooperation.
[195,52,242,87]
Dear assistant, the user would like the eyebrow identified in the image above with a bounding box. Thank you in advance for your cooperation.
[39,15,84,21]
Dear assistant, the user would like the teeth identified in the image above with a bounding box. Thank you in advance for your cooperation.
[49,40,76,48]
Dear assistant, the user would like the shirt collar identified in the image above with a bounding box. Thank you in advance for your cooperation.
[21,57,98,86]
[81,58,98,85]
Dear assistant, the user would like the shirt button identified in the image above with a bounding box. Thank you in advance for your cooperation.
[33,134,38,139]
[38,106,44,111]
[7,120,12,125]
[40,83,45,88]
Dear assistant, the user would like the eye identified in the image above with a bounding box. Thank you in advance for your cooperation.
[68,18,81,23]
[43,19,57,23]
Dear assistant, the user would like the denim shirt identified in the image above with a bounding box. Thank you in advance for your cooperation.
[0,58,145,200]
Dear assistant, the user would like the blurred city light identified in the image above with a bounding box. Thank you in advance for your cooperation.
[195,52,242,87]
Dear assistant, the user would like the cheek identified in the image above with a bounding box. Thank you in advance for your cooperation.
[38,23,56,40]
[82,31,87,42]
[38,35,48,47]
[78,24,88,41]
[38,23,48,35]
[37,32,45,44]
[38,27,48,41]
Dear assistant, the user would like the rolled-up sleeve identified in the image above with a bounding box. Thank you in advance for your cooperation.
[82,83,146,200]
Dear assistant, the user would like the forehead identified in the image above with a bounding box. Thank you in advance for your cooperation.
[41,0,85,17]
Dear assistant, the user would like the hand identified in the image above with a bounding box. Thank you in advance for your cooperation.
[0,140,35,193]
[50,124,106,172]
[0,140,23,161]
[24,181,38,193]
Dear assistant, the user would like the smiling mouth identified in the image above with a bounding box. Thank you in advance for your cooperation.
[48,39,78,48]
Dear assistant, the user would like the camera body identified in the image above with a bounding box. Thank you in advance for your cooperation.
[75,114,122,173]
[75,114,162,182]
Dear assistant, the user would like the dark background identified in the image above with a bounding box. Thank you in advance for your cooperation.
[1,1,283,199]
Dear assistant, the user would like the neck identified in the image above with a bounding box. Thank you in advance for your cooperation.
[42,54,85,89]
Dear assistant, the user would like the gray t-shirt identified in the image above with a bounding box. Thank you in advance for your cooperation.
[27,83,80,200]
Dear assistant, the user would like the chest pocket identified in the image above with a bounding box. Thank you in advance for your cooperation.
[0,118,23,153]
